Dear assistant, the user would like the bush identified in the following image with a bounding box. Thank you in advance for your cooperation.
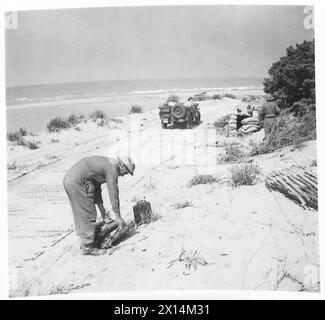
[47,117,71,132]
[7,127,30,142]
[230,163,260,186]
[211,94,222,100]
[129,104,143,114]
[220,143,246,162]
[224,93,236,99]
[166,95,180,103]
[263,40,315,109]
[89,110,106,121]
[251,111,316,155]
[188,174,220,187]
[26,141,40,150]
[214,115,229,128]
[68,114,84,125]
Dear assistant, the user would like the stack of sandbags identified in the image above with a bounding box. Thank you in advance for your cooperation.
[227,113,238,136]
[240,117,260,134]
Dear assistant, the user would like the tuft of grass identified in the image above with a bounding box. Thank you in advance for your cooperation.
[167,248,208,272]
[13,136,41,150]
[47,117,71,133]
[74,126,82,131]
[110,117,123,123]
[230,163,260,186]
[25,140,40,150]
[51,138,60,143]
[68,114,84,125]
[129,104,143,114]
[223,93,237,99]
[211,94,222,100]
[188,174,221,187]
[7,127,32,142]
[89,110,106,121]
[214,115,229,128]
[48,283,90,295]
[220,143,246,162]
[171,201,192,209]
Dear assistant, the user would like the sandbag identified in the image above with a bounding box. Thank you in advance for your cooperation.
[242,127,258,133]
[242,124,259,130]
[241,117,259,125]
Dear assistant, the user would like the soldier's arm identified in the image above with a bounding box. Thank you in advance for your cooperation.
[94,184,106,220]
[259,105,265,122]
[105,172,121,219]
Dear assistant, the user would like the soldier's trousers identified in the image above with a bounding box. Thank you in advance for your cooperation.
[63,173,97,248]
[263,117,276,138]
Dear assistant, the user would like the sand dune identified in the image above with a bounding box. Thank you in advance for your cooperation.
[8,97,319,296]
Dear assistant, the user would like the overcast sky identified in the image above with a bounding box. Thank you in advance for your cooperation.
[5,5,314,87]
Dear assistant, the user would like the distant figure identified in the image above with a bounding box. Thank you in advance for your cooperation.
[63,156,135,255]
[236,108,249,130]
[246,105,254,117]
[259,95,281,138]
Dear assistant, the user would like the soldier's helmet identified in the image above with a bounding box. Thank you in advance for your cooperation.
[118,156,135,176]
[266,95,274,101]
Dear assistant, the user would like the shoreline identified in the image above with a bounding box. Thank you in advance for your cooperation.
[6,88,264,134]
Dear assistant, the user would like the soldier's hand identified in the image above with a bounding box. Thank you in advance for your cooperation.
[116,217,126,230]
[104,210,113,223]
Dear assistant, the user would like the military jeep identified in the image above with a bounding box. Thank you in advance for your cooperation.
[159,102,201,129]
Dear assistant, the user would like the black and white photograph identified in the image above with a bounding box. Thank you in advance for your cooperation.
[1,1,323,300]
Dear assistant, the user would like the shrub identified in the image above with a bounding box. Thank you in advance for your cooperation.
[47,117,71,132]
[220,143,246,162]
[110,117,123,123]
[224,93,236,99]
[171,201,192,209]
[211,94,222,100]
[68,114,84,125]
[14,136,40,150]
[251,111,316,155]
[89,110,106,121]
[7,127,30,142]
[188,174,220,187]
[26,141,40,150]
[230,163,260,186]
[263,40,315,109]
[214,115,229,128]
[129,104,143,114]
[166,95,180,103]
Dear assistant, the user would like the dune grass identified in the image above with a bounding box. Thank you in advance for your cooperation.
[220,143,246,162]
[129,104,143,114]
[89,110,106,121]
[230,163,260,186]
[188,174,221,187]
[251,112,316,155]
[47,117,71,132]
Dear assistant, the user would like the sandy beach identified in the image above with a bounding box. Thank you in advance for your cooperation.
[7,93,319,296]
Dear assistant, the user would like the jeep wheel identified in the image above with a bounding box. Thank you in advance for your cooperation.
[171,104,186,119]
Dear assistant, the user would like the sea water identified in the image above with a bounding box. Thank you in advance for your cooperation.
[6,77,263,133]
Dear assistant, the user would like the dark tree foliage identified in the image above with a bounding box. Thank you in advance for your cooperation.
[263,40,315,110]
